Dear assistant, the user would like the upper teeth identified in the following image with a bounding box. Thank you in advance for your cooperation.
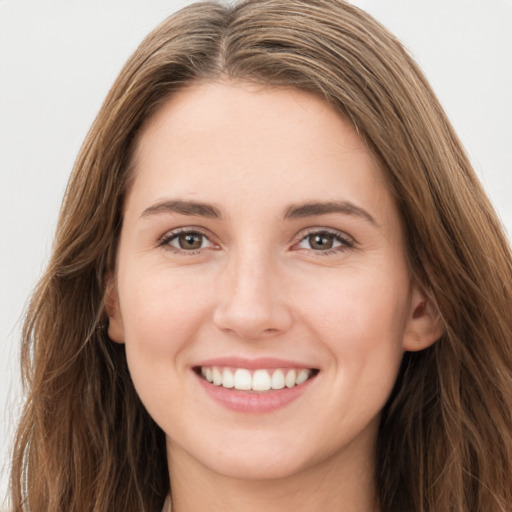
[201,367,312,391]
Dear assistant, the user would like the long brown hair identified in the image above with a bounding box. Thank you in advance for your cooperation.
[10,1,512,511]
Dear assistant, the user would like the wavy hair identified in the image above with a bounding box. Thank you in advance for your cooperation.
[10,1,512,511]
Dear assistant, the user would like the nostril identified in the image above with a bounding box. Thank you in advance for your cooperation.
[212,298,293,339]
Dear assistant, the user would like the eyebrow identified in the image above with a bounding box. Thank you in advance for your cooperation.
[140,198,377,226]
[284,201,378,226]
[140,199,222,219]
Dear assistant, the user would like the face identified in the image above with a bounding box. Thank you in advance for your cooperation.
[108,81,439,483]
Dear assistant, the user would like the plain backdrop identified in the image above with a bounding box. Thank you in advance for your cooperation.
[1,0,511,504]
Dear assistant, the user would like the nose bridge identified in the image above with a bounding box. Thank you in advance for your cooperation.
[213,243,292,338]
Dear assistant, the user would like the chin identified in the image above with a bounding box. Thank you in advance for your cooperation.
[204,451,310,481]
[168,431,317,482]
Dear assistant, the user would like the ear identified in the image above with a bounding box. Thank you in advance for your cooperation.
[105,274,125,344]
[402,285,444,352]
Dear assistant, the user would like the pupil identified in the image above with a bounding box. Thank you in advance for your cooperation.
[311,234,333,250]
[179,233,202,249]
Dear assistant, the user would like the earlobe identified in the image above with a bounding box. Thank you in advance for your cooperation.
[403,285,444,352]
[105,274,125,344]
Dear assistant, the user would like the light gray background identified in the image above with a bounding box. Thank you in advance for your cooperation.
[1,0,511,504]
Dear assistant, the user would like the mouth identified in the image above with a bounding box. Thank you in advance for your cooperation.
[194,366,319,392]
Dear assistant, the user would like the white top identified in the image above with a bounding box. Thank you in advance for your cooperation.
[162,495,172,512]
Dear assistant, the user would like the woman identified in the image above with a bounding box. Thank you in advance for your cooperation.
[10,1,512,511]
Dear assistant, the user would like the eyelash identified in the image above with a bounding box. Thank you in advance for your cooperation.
[292,228,355,256]
[158,227,214,255]
[158,227,355,256]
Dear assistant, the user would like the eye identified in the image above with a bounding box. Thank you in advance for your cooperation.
[160,229,213,253]
[295,230,354,253]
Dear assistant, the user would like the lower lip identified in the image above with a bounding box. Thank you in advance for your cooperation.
[196,373,316,413]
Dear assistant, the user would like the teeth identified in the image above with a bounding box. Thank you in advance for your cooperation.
[222,368,234,388]
[296,369,309,385]
[285,369,296,388]
[212,367,222,386]
[234,369,252,390]
[252,369,271,391]
[271,369,285,390]
[200,366,313,391]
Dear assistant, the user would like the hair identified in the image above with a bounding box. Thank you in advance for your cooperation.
[10,1,512,511]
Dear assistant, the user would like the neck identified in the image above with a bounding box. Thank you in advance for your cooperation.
[166,438,379,512]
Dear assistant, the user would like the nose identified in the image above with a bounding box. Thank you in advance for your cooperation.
[212,252,293,340]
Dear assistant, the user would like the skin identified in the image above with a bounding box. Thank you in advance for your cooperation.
[107,81,442,512]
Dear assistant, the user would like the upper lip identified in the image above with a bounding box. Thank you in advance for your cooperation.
[194,357,318,370]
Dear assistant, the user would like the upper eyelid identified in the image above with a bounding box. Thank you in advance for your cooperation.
[159,226,215,242]
[293,226,356,244]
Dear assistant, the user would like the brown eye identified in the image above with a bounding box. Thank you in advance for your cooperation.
[178,233,203,249]
[166,231,211,251]
[308,233,335,250]
[295,230,353,253]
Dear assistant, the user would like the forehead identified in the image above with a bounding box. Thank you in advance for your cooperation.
[134,81,371,168]
[127,81,395,226]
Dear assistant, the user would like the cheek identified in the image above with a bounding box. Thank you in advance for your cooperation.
[118,265,212,351]
[298,266,409,401]
[300,267,410,347]
[116,264,216,410]
[116,266,212,421]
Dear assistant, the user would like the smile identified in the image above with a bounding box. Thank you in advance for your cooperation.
[198,366,316,392]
